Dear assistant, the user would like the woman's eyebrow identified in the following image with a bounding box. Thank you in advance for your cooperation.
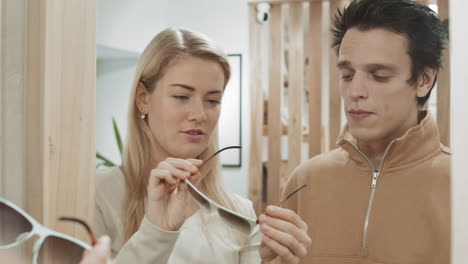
[170,83,223,94]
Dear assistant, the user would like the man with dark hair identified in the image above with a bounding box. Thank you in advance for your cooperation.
[278,0,450,263]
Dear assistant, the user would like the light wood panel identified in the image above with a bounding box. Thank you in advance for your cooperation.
[328,0,342,150]
[248,5,266,215]
[249,0,320,5]
[287,3,304,175]
[308,1,323,157]
[437,0,450,147]
[26,0,96,247]
[267,4,284,205]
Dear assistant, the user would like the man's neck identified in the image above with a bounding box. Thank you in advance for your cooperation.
[357,111,422,170]
[358,139,391,170]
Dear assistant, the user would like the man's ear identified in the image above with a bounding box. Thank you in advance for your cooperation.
[416,67,437,98]
[135,82,149,114]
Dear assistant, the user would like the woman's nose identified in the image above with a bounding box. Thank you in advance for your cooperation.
[187,99,207,122]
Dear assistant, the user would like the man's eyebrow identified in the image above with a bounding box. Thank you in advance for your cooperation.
[170,83,223,94]
[337,60,352,69]
[336,61,398,72]
[364,63,398,72]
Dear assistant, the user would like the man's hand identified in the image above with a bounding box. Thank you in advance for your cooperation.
[258,206,311,264]
[80,236,114,264]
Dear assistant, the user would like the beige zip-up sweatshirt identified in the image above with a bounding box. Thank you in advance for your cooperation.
[95,167,261,263]
[281,111,450,264]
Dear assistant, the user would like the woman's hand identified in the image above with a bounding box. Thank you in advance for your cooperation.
[258,206,312,264]
[80,236,114,264]
[146,158,202,231]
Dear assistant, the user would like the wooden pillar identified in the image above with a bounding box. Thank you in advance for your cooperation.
[308,0,323,157]
[267,4,284,205]
[287,3,304,175]
[437,0,450,147]
[26,0,96,245]
[248,4,266,215]
[328,0,342,150]
[0,0,27,207]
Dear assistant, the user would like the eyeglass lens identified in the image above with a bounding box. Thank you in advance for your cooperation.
[186,182,210,209]
[0,202,32,246]
[217,208,252,235]
[37,235,85,264]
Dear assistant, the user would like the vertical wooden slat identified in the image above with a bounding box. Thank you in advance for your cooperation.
[248,4,265,215]
[267,4,283,205]
[287,3,304,175]
[26,0,96,248]
[328,0,342,150]
[451,1,468,262]
[308,1,323,157]
[437,0,450,147]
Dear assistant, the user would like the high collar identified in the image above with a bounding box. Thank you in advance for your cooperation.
[336,111,445,171]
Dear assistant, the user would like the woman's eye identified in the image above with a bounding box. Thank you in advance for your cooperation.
[173,95,189,101]
[206,98,221,105]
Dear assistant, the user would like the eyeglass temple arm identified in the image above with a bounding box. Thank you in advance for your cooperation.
[277,184,307,207]
[200,146,242,169]
[59,216,98,246]
[255,184,307,224]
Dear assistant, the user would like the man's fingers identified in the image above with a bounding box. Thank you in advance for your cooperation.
[258,213,311,246]
[264,206,308,231]
[261,235,300,264]
[260,223,308,258]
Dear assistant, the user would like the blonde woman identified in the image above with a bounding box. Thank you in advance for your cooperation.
[96,28,310,264]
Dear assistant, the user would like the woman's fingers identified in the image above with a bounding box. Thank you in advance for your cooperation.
[149,158,202,189]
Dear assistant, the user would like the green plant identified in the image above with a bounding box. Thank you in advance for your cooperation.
[96,117,123,168]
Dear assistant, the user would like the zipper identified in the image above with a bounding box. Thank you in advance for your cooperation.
[348,141,395,249]
[362,171,379,249]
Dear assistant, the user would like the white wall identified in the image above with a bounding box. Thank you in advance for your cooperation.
[96,57,138,165]
[96,0,251,197]
[450,0,468,262]
[96,0,169,53]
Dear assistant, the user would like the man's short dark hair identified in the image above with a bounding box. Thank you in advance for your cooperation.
[331,0,449,107]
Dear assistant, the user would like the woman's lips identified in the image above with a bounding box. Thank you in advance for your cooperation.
[182,129,205,141]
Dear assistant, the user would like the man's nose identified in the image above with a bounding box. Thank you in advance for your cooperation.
[347,73,368,101]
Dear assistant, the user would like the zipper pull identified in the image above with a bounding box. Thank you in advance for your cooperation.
[371,171,379,189]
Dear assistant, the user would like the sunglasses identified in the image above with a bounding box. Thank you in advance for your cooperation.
[185,146,307,235]
[0,197,96,263]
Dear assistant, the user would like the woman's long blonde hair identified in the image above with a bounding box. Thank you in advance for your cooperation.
[121,28,247,242]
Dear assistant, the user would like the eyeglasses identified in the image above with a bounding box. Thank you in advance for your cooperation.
[0,197,94,263]
[185,146,307,235]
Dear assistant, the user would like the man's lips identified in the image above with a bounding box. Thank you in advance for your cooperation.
[348,110,373,120]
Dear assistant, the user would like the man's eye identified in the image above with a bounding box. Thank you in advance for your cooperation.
[373,75,390,82]
[341,75,353,81]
